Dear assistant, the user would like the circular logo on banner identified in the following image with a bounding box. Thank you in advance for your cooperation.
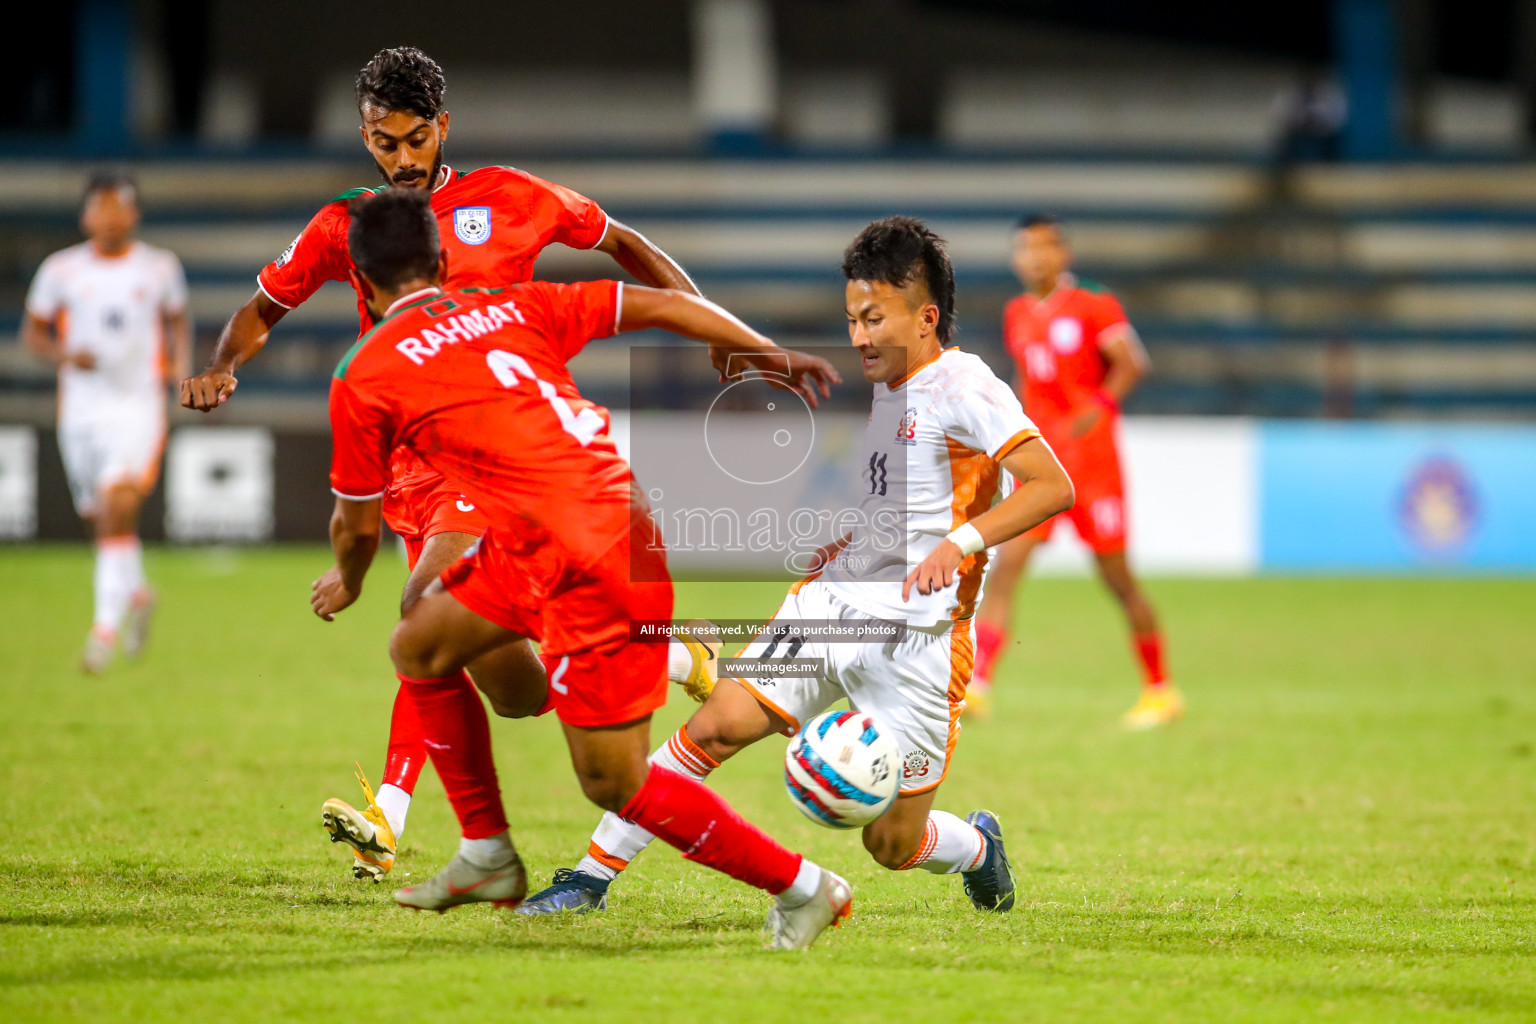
[1398,456,1478,555]
[703,377,815,486]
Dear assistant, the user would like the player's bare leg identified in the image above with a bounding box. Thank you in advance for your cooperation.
[384,589,529,911]
[526,675,1006,916]
[1094,550,1184,729]
[967,533,1042,715]
[862,788,1015,911]
[528,681,854,945]
[83,480,153,673]
[389,591,845,942]
[519,676,784,914]
[323,531,547,880]
[559,709,848,950]
[406,535,549,718]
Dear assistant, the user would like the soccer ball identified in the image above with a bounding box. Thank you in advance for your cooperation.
[784,710,901,830]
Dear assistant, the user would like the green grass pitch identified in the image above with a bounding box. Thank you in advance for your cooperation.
[1,546,1532,1022]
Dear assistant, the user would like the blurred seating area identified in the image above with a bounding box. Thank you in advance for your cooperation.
[3,156,1536,422]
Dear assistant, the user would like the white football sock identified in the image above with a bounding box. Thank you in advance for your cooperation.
[777,858,822,906]
[904,811,988,874]
[93,537,140,633]
[375,783,411,838]
[124,538,147,595]
[459,829,515,870]
[666,640,693,682]
[573,726,719,882]
[576,812,646,882]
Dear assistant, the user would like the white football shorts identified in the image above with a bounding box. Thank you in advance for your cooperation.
[58,413,166,517]
[730,580,974,795]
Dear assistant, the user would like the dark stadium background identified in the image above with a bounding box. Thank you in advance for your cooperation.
[2,0,1532,566]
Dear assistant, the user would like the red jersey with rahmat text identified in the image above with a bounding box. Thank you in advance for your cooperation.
[258,166,608,327]
[328,282,635,562]
[259,165,610,544]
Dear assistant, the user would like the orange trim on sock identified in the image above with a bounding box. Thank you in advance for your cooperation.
[665,734,709,777]
[586,841,629,873]
[896,818,940,870]
[672,725,721,774]
[97,534,140,548]
[966,827,988,870]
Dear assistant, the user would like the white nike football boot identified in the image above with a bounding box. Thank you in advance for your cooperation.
[764,867,852,950]
[394,851,528,913]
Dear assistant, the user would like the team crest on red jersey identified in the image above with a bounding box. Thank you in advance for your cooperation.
[1049,316,1083,353]
[896,407,918,446]
[453,206,492,245]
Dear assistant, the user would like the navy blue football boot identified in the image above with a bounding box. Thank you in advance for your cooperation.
[514,868,611,915]
[961,810,1016,912]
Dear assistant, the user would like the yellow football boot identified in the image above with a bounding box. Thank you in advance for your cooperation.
[321,764,398,880]
[676,619,720,703]
[1121,685,1186,731]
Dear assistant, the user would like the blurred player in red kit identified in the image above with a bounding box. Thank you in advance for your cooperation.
[314,188,848,948]
[180,47,716,878]
[971,214,1185,729]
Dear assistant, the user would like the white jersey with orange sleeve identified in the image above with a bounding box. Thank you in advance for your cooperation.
[819,347,1040,628]
[25,240,186,515]
[724,347,1041,794]
[25,240,187,428]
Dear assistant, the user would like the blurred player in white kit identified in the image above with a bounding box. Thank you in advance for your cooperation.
[22,172,191,673]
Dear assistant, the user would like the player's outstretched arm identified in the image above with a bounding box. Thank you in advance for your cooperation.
[618,286,841,407]
[311,496,382,621]
[180,290,287,411]
[597,226,743,384]
[904,438,1074,600]
[596,219,701,296]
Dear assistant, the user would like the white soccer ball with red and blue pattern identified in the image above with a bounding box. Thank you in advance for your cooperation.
[784,710,900,830]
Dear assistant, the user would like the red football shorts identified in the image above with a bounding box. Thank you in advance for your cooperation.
[1024,423,1127,556]
[383,450,488,570]
[441,516,674,728]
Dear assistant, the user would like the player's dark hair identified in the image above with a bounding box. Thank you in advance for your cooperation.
[1016,211,1065,233]
[841,216,956,344]
[355,46,446,119]
[83,170,136,203]
[347,188,440,291]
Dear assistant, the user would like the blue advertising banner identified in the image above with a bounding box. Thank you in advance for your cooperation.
[1260,422,1536,571]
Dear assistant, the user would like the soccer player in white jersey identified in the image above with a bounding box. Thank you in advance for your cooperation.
[518,217,1075,915]
[22,172,191,673]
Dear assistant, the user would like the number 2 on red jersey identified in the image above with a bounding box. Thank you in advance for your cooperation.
[486,350,605,446]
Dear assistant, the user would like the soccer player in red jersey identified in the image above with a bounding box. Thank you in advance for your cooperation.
[313,188,848,948]
[972,214,1185,729]
[179,47,716,879]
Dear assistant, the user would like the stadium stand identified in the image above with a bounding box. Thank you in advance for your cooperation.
[3,158,1536,422]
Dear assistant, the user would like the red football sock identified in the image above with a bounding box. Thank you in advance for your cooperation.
[974,618,1005,682]
[397,671,507,839]
[620,764,801,895]
[1133,631,1168,688]
[382,683,428,793]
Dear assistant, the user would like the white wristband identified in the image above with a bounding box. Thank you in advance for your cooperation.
[946,522,986,556]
